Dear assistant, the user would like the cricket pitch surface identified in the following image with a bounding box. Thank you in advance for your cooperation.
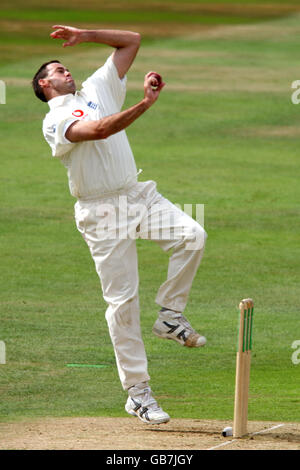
[0,417,299,450]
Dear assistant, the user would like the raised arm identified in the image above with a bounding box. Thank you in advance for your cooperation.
[65,72,165,143]
[51,25,141,78]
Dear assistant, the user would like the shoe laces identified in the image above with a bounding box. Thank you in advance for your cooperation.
[143,388,159,410]
[132,386,160,411]
[170,314,195,334]
[160,311,195,332]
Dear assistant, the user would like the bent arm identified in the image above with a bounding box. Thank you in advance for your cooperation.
[66,100,149,142]
[66,72,165,143]
[51,26,141,78]
[80,29,140,79]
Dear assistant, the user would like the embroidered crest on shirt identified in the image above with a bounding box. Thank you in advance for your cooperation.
[87,101,98,110]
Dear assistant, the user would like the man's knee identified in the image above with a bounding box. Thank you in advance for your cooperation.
[105,295,139,327]
[183,221,207,251]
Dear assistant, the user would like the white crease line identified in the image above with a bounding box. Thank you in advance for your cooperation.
[208,439,238,450]
[251,423,285,435]
[208,423,285,450]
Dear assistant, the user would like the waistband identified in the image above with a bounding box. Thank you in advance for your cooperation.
[76,170,142,203]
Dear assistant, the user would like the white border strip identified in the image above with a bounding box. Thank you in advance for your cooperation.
[208,423,285,450]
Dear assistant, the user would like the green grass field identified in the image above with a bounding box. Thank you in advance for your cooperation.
[0,1,299,425]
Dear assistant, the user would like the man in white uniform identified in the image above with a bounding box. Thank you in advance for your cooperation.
[32,25,207,425]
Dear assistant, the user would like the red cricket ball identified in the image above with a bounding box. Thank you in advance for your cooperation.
[149,72,162,89]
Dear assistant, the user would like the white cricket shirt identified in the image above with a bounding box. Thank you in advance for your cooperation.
[43,54,139,200]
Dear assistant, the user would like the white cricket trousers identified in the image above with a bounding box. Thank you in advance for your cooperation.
[74,181,207,390]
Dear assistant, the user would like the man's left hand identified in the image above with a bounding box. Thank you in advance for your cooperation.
[50,25,83,47]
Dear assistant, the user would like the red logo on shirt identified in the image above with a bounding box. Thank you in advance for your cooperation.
[72,109,84,118]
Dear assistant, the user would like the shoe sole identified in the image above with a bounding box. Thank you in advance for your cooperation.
[131,411,170,425]
[125,406,170,424]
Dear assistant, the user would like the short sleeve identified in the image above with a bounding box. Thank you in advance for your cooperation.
[43,116,78,158]
[82,54,127,110]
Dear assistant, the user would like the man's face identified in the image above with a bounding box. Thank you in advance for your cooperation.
[42,62,76,96]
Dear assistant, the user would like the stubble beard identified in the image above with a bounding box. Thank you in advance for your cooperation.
[50,78,76,96]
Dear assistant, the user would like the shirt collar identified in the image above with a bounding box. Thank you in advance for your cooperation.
[48,93,76,109]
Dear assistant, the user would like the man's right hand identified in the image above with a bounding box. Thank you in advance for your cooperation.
[143,72,165,109]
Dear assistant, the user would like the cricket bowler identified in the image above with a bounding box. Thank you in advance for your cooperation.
[32,25,207,424]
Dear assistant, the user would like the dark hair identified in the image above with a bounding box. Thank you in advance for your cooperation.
[32,60,61,102]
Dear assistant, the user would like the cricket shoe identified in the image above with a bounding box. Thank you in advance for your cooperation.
[152,310,206,348]
[125,382,170,425]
